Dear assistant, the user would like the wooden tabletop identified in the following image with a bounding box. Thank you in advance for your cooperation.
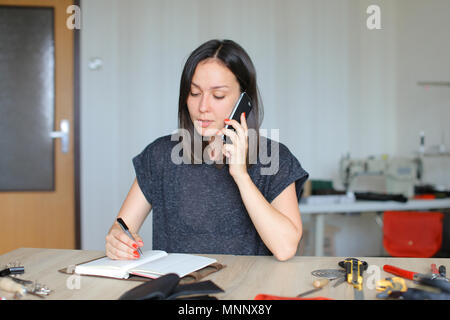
[1,248,449,300]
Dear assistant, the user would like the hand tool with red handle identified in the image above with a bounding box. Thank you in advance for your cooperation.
[383,265,418,280]
[384,264,449,282]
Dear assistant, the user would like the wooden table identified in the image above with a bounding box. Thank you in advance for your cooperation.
[1,248,449,300]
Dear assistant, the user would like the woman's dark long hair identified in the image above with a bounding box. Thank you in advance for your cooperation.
[177,39,263,167]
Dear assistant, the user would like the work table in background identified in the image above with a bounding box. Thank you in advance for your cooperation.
[1,248,449,300]
[300,198,450,214]
[300,198,450,256]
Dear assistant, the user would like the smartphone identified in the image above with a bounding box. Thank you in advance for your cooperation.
[222,92,253,143]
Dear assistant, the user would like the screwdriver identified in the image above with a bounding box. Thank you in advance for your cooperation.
[296,278,329,297]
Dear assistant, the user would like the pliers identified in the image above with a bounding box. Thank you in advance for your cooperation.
[383,264,448,282]
[383,264,450,300]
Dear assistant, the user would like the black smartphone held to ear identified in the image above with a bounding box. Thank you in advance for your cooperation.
[223,92,253,143]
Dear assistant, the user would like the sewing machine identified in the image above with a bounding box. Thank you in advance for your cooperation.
[339,155,421,198]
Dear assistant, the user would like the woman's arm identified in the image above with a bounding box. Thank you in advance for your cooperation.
[219,113,302,261]
[234,175,302,261]
[105,178,152,260]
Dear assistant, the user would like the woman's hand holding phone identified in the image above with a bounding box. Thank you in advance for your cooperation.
[217,111,249,180]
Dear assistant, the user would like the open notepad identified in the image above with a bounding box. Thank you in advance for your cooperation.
[74,250,217,279]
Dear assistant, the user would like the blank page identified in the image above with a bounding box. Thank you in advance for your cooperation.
[130,253,216,278]
[75,250,167,278]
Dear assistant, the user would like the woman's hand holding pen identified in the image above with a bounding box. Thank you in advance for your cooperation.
[217,112,249,180]
[105,221,144,260]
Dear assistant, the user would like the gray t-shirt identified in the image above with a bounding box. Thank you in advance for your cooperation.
[132,134,309,256]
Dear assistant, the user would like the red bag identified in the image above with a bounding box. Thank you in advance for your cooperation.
[383,211,443,258]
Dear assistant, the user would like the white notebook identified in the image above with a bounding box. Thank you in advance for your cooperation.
[74,250,217,279]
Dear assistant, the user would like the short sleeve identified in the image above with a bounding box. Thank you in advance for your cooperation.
[265,143,309,204]
[132,140,162,205]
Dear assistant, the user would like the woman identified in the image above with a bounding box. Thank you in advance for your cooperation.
[105,39,308,261]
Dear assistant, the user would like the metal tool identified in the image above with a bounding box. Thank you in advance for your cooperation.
[0,261,25,277]
[311,269,345,280]
[333,276,347,288]
[383,264,450,300]
[0,276,52,299]
[384,264,449,282]
[8,277,33,286]
[296,278,329,297]
[0,266,24,277]
[311,269,347,288]
[339,258,368,300]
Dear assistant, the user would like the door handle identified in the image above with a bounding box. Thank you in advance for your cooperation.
[50,119,70,153]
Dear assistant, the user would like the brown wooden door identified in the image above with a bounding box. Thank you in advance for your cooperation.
[0,0,76,254]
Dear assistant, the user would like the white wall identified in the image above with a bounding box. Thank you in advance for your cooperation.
[80,0,450,252]
[395,0,450,188]
[81,0,123,250]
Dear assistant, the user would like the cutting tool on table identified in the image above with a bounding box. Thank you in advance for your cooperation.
[310,258,368,299]
[311,268,348,288]
[384,264,448,282]
[0,262,52,298]
[382,263,450,300]
[296,278,330,297]
[0,277,52,298]
[311,269,346,281]
[338,258,368,300]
